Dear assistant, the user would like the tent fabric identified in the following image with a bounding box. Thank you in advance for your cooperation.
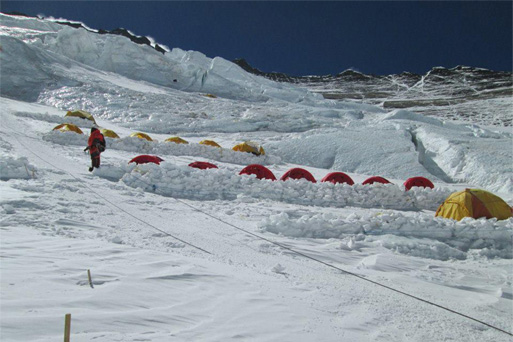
[130,132,153,141]
[65,110,96,124]
[321,172,354,185]
[100,128,120,139]
[165,137,189,144]
[404,177,434,190]
[362,176,391,185]
[280,168,316,183]
[129,155,164,165]
[435,188,512,221]
[232,142,265,156]
[199,140,221,148]
[239,164,276,180]
[53,123,83,134]
[189,161,218,170]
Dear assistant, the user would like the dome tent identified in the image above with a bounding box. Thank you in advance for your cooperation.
[101,128,120,139]
[239,164,276,180]
[199,140,221,148]
[404,176,434,191]
[280,168,316,183]
[130,132,153,141]
[435,188,512,221]
[232,141,265,156]
[189,161,218,170]
[321,172,354,185]
[53,123,83,134]
[165,136,189,144]
[362,176,391,185]
[65,110,97,124]
[129,155,164,165]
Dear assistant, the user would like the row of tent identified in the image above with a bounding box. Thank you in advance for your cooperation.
[54,124,265,156]
[129,156,432,189]
[128,156,512,222]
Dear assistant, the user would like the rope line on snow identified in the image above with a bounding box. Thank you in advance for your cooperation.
[4,123,512,336]
[2,123,212,255]
[124,164,513,337]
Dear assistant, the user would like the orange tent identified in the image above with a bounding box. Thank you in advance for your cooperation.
[53,123,83,134]
[199,140,221,148]
[435,188,512,221]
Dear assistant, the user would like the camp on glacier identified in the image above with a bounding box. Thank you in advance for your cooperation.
[0,12,512,342]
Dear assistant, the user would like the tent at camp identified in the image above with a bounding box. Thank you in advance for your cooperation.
[321,172,354,185]
[165,136,189,144]
[129,155,164,165]
[130,132,153,141]
[362,176,391,185]
[65,110,96,124]
[53,123,83,134]
[199,140,221,148]
[435,188,512,221]
[404,176,434,191]
[101,128,120,139]
[280,168,316,183]
[189,161,218,170]
[239,164,276,180]
[232,141,265,156]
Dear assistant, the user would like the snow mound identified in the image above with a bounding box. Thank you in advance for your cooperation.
[0,155,37,180]
[117,162,451,211]
[259,211,513,260]
[265,125,436,180]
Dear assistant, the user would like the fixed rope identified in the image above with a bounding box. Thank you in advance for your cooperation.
[2,123,212,255]
[3,122,512,336]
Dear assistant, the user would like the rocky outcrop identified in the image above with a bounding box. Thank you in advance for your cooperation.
[234,59,512,126]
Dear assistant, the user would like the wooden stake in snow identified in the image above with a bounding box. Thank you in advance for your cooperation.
[64,313,71,342]
[87,269,94,289]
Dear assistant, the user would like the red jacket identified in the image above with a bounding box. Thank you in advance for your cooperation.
[88,130,105,156]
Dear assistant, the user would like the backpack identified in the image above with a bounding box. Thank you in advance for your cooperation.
[96,134,106,152]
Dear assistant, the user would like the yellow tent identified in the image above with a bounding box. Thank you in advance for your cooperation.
[435,188,512,221]
[199,140,221,148]
[101,128,120,139]
[65,110,96,124]
[204,93,217,98]
[232,141,265,156]
[165,136,189,144]
[53,123,83,134]
[130,132,153,141]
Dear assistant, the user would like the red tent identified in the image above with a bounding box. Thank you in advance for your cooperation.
[280,168,316,183]
[362,176,391,185]
[239,164,276,180]
[189,161,218,170]
[321,172,354,185]
[404,176,434,191]
[129,155,164,165]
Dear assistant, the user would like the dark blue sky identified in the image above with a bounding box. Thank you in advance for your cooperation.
[2,1,512,76]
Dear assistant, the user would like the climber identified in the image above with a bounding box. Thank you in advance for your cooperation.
[84,127,106,172]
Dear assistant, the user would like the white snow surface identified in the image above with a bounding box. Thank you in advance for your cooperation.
[1,14,513,342]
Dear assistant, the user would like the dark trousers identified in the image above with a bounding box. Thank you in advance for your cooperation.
[91,151,100,168]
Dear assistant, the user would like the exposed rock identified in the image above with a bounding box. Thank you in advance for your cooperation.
[234,59,512,126]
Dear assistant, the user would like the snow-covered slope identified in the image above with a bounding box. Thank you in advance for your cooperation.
[1,13,512,342]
